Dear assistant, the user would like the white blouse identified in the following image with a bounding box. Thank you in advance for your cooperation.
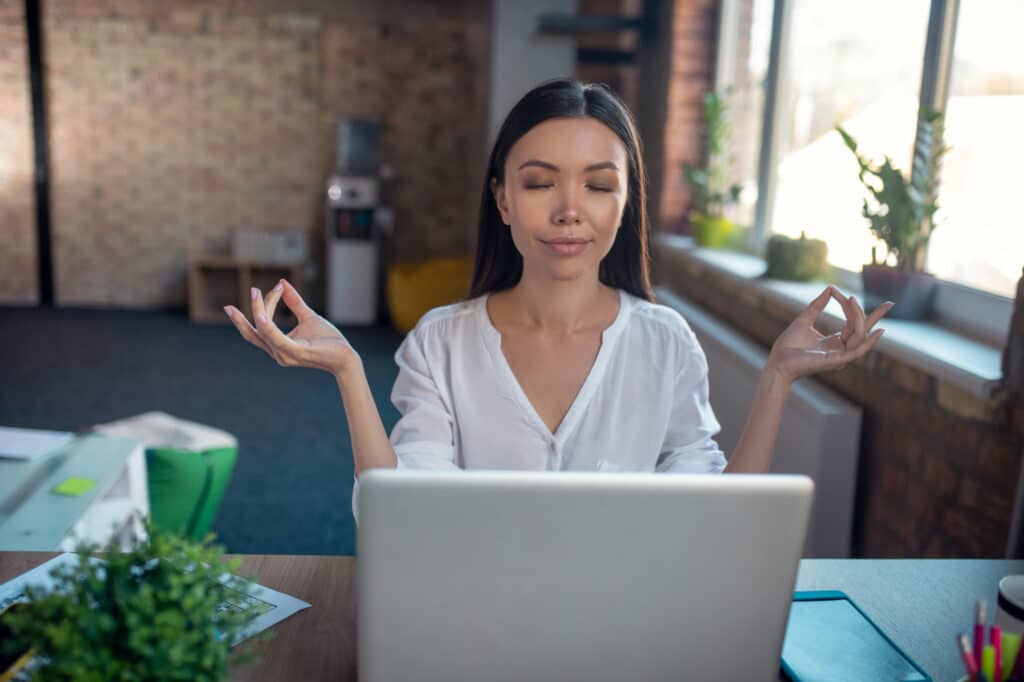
[352,288,727,521]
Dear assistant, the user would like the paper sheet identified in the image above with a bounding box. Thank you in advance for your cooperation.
[0,553,311,647]
[0,427,75,461]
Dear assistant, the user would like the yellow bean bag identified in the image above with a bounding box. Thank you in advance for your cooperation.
[387,256,474,333]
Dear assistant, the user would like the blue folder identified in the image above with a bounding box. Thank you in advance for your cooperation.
[781,590,932,682]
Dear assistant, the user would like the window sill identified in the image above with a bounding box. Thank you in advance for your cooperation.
[653,234,1004,400]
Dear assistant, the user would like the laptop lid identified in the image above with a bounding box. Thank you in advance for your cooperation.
[357,470,814,682]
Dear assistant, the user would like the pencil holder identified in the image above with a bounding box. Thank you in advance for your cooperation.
[998,576,1024,634]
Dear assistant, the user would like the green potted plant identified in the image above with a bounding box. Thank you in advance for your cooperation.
[0,522,258,681]
[683,91,743,249]
[836,108,950,319]
[764,231,829,282]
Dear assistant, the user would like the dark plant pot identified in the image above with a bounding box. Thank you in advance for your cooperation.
[861,265,937,320]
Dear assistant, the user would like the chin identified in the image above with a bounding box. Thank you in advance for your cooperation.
[544,262,594,282]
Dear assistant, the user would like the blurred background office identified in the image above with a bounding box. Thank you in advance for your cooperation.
[1,0,1022,560]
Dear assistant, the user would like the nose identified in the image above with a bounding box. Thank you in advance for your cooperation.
[553,188,582,225]
[554,211,581,225]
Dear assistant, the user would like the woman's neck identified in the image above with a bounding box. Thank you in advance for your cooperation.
[491,274,618,337]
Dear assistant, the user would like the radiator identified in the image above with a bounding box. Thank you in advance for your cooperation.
[655,287,862,558]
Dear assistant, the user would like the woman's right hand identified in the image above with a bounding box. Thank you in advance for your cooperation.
[225,279,361,378]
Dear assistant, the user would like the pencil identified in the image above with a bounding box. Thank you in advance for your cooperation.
[976,600,987,670]
[959,633,980,682]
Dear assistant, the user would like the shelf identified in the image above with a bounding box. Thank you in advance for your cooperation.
[188,256,303,325]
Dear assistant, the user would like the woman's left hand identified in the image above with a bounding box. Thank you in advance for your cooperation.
[766,286,893,384]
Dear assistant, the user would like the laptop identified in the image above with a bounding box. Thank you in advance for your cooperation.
[357,470,814,682]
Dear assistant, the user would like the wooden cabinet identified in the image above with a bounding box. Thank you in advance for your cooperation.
[188,256,302,325]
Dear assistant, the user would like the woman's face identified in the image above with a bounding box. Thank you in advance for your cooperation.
[491,117,629,284]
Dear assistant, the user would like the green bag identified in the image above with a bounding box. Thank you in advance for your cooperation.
[145,446,238,539]
[92,412,239,541]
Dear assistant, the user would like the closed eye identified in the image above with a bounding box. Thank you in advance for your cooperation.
[587,185,613,192]
[525,184,553,190]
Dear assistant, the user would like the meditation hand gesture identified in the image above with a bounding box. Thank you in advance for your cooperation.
[766,286,893,384]
[225,279,361,377]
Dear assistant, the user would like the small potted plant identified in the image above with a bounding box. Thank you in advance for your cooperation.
[0,522,257,681]
[683,91,743,249]
[764,231,829,282]
[836,109,950,319]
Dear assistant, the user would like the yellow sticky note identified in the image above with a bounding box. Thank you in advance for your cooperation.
[52,477,96,497]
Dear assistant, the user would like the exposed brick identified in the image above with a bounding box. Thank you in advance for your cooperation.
[658,0,718,232]
[902,437,924,472]
[885,391,917,424]
[906,482,937,525]
[942,508,973,545]
[977,440,1019,480]
[958,477,980,510]
[924,536,946,558]
[936,381,999,422]
[1,0,487,308]
[879,461,908,496]
[890,362,931,395]
[1014,406,1024,436]
[653,237,1024,558]
[887,513,917,549]
[0,0,36,304]
[1003,269,1024,415]
[922,456,957,497]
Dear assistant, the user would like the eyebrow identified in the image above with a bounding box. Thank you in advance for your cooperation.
[517,160,619,173]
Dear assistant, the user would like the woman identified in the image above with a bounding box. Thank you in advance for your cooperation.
[224,79,891,513]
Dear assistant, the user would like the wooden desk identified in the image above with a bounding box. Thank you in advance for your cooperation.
[2,553,1022,681]
[0,553,357,681]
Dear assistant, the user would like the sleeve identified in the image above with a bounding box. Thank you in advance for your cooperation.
[655,341,727,474]
[352,324,460,524]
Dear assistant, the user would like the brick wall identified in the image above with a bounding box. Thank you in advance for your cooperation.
[1007,271,1024,556]
[653,0,1024,557]
[658,0,718,234]
[0,0,488,308]
[0,0,37,304]
[655,246,1024,558]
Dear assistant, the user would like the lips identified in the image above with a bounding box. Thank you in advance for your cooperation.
[541,237,590,256]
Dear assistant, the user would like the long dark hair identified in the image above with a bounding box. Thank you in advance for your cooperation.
[468,78,654,301]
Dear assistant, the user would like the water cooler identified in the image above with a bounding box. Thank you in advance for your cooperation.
[325,120,392,325]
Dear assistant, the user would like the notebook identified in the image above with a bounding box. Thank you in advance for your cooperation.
[781,590,931,682]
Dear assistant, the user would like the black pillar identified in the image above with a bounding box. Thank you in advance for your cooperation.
[25,0,53,306]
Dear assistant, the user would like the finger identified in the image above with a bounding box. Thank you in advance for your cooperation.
[825,328,884,369]
[264,280,285,323]
[847,295,867,347]
[224,305,273,356]
[864,301,895,331]
[829,288,856,344]
[251,287,307,358]
[280,279,315,322]
[797,287,832,324]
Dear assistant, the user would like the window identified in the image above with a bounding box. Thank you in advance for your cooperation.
[714,0,774,230]
[769,0,931,272]
[712,0,1021,318]
[925,0,1024,298]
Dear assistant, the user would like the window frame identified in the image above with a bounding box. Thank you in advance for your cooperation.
[713,0,1014,346]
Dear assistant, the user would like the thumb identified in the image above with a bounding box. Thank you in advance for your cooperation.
[280,279,314,321]
[796,287,832,324]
